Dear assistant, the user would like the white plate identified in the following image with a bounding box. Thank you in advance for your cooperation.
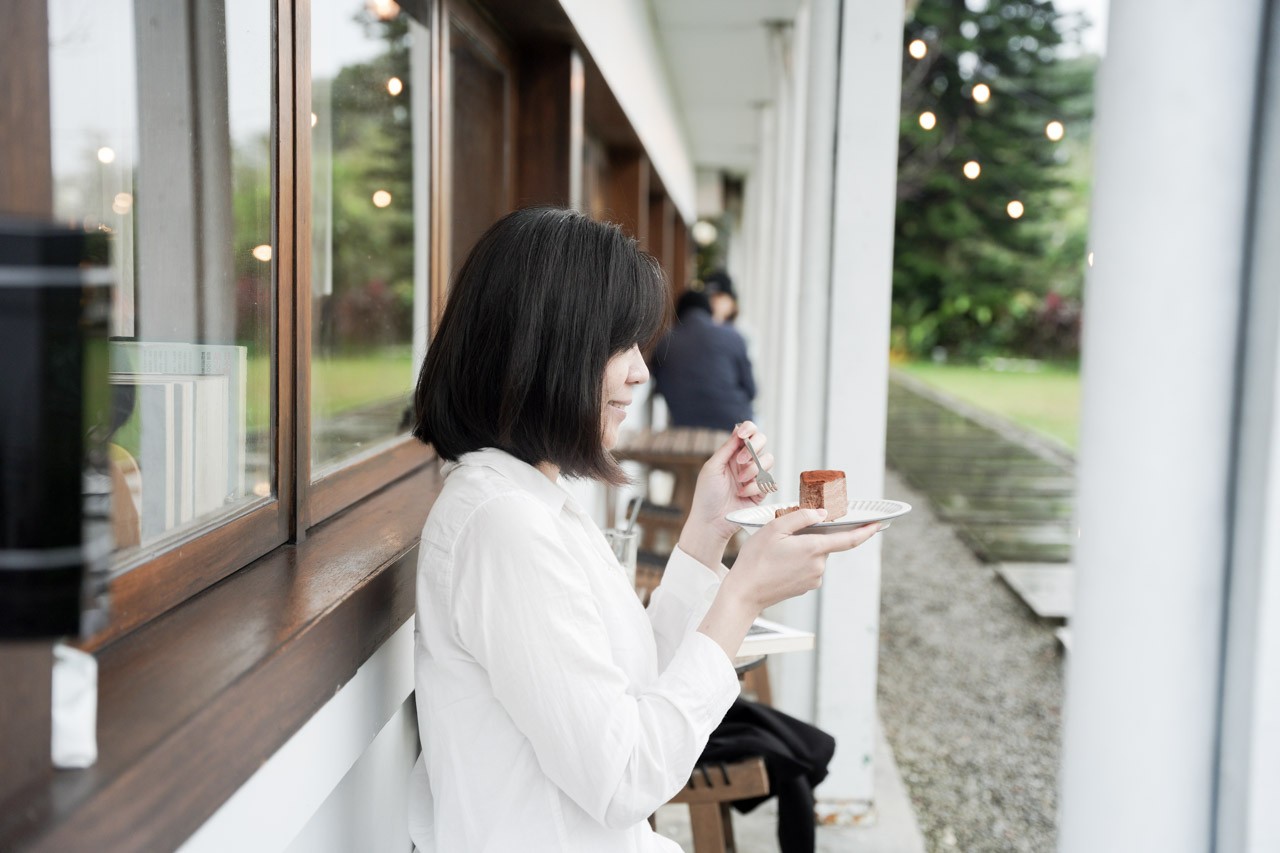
[726,499,912,534]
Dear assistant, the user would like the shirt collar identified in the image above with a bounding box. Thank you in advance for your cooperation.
[445,447,570,513]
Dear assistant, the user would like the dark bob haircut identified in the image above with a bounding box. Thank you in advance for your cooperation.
[412,207,669,485]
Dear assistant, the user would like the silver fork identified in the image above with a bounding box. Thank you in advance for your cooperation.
[739,432,777,495]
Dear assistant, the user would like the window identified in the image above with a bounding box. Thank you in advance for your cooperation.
[310,0,432,476]
[24,0,443,645]
[42,0,280,638]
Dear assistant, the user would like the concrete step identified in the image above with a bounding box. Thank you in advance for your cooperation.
[995,563,1075,620]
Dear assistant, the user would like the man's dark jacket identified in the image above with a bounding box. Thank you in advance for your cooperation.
[650,307,756,430]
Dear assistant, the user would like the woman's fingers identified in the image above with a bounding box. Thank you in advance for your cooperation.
[813,522,882,554]
[733,433,768,468]
[736,452,775,483]
[766,507,827,535]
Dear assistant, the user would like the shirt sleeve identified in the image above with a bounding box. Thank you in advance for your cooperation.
[646,545,728,672]
[451,494,740,830]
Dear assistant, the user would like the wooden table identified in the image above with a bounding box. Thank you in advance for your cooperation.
[612,426,731,513]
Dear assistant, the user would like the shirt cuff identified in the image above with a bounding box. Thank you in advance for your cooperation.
[663,544,727,605]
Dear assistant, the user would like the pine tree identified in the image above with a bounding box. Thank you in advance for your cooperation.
[893,0,1095,360]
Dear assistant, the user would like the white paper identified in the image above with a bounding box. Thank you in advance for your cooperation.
[51,642,98,769]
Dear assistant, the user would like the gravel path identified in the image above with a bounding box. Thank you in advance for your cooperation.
[877,467,1064,853]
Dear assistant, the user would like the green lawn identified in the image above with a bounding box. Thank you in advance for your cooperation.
[897,361,1081,449]
[245,352,416,432]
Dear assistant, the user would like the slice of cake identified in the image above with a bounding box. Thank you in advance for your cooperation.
[774,505,801,519]
[799,470,847,521]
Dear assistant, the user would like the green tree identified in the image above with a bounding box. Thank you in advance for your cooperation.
[321,10,415,354]
[894,0,1095,360]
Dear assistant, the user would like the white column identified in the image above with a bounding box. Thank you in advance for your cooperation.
[813,0,903,807]
[766,0,841,725]
[1058,1,1268,850]
[1217,3,1280,851]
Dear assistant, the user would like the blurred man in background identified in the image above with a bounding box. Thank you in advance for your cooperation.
[651,271,756,431]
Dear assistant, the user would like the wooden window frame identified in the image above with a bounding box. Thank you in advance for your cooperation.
[82,0,300,649]
[78,0,445,644]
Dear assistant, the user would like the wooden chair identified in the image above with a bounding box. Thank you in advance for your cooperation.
[666,757,769,853]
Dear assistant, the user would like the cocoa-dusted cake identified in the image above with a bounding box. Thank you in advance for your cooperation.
[799,470,847,521]
[772,470,849,520]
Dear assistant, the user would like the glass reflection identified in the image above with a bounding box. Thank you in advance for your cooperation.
[47,0,273,560]
[311,0,431,475]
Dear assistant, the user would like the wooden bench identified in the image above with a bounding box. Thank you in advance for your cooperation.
[667,757,770,853]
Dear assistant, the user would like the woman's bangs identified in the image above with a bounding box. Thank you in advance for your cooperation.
[610,250,669,354]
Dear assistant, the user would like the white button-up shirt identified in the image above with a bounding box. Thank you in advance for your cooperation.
[408,448,741,852]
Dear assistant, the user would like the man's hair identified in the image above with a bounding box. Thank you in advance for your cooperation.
[676,289,713,319]
[412,207,669,484]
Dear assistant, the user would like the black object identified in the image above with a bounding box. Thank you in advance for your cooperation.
[699,698,836,853]
[0,218,112,638]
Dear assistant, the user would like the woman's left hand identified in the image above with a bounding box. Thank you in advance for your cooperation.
[678,421,774,566]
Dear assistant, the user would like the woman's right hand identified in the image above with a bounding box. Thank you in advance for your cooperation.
[697,510,880,660]
[724,510,881,612]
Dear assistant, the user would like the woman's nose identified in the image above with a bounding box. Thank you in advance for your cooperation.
[629,347,649,384]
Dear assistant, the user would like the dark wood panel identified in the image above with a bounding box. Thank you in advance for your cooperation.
[649,190,675,278]
[443,1,515,289]
[0,0,52,217]
[606,148,648,242]
[0,464,445,853]
[672,213,690,293]
[515,44,577,208]
[0,643,53,806]
[481,0,641,151]
[0,5,56,807]
[582,132,610,219]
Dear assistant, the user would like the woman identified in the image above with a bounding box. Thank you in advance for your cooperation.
[407,207,878,852]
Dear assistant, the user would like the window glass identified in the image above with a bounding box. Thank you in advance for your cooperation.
[311,0,431,475]
[47,0,274,561]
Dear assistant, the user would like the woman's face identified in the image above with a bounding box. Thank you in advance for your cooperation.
[601,344,649,451]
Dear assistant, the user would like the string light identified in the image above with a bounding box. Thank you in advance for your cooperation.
[1087,252,1094,267]
[908,39,928,59]
[963,161,981,179]
[97,147,115,164]
[1045,120,1064,141]
[692,221,718,246]
[311,112,318,127]
[372,190,392,208]
[252,244,272,262]
[919,111,937,130]
[111,192,133,214]
[387,77,403,96]
[972,83,991,103]
[1007,200,1024,219]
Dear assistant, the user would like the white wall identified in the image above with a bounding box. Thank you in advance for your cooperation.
[179,619,418,853]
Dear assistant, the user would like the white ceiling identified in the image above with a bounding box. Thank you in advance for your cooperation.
[649,0,803,173]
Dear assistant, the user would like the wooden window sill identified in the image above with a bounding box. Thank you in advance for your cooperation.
[0,462,444,853]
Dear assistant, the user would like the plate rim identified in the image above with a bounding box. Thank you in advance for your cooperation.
[726,498,912,528]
